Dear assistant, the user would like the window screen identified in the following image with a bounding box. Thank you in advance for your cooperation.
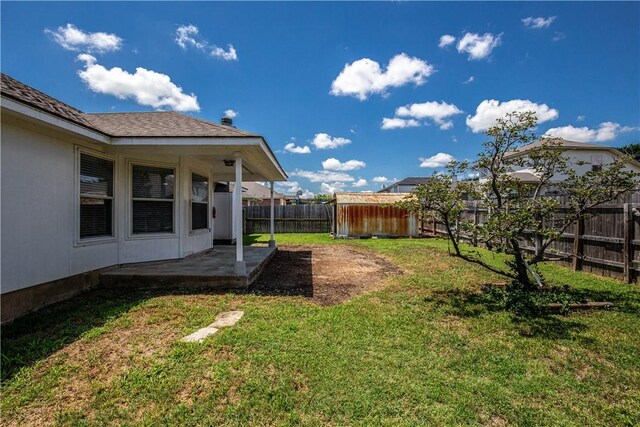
[132,165,175,234]
[80,153,114,239]
[192,173,209,230]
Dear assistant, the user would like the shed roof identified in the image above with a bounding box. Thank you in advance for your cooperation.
[334,192,413,204]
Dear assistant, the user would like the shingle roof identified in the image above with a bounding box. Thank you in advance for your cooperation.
[508,170,541,183]
[228,182,286,199]
[392,177,432,186]
[1,73,94,128]
[505,139,608,158]
[1,73,259,139]
[84,112,257,138]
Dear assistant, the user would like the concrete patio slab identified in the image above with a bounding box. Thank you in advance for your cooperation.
[100,246,276,290]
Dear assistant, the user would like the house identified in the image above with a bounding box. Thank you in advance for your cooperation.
[331,192,418,238]
[378,177,431,193]
[1,73,287,322]
[228,181,287,206]
[494,139,640,185]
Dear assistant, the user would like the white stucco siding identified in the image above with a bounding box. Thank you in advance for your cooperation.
[561,149,640,178]
[113,154,214,263]
[1,122,118,294]
[1,122,218,294]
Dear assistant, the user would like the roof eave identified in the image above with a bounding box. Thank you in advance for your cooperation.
[1,96,110,144]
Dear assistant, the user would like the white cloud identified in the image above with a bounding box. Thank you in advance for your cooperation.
[522,16,556,29]
[552,32,566,42]
[275,181,314,197]
[45,23,122,53]
[175,24,238,61]
[284,142,311,154]
[211,45,238,61]
[419,152,455,168]
[320,182,348,194]
[352,179,368,187]
[290,169,355,183]
[224,109,238,118]
[463,76,475,84]
[322,158,366,171]
[330,53,435,100]
[466,99,559,133]
[577,115,585,122]
[76,54,200,112]
[372,176,389,183]
[395,101,463,130]
[176,24,204,49]
[311,133,351,150]
[381,117,421,130]
[544,122,637,142]
[439,34,456,48]
[456,32,502,60]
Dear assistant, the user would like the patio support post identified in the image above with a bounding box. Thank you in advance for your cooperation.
[269,181,276,247]
[234,153,246,275]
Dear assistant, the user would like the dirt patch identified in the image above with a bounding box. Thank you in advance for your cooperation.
[250,244,402,305]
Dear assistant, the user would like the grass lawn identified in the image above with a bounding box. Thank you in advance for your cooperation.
[2,234,639,426]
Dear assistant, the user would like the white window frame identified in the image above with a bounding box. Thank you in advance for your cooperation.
[74,146,117,246]
[127,159,179,240]
[190,169,211,235]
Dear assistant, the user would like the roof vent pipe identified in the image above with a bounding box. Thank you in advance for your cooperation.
[221,117,233,126]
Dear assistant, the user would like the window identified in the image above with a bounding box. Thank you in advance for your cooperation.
[591,155,603,172]
[80,153,114,239]
[191,173,209,231]
[131,165,175,234]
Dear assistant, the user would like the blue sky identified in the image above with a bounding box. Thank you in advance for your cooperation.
[2,1,639,196]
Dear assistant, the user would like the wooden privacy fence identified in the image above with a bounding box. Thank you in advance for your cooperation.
[244,205,333,234]
[424,201,640,284]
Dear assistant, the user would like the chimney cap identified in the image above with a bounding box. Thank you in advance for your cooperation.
[221,117,233,126]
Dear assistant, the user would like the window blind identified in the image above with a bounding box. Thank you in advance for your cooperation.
[80,153,114,239]
[132,165,175,234]
[191,173,209,230]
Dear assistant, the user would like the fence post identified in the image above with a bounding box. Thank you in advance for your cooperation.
[572,215,584,271]
[623,203,633,283]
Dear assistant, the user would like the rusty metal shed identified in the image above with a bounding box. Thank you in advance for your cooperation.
[331,192,418,238]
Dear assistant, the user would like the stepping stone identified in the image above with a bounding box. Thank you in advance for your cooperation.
[211,310,244,328]
[181,327,219,343]
[180,311,244,343]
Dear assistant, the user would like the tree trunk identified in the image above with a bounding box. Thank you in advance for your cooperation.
[511,238,533,288]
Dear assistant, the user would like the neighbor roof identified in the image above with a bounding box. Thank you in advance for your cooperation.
[1,73,258,139]
[229,182,286,199]
[505,139,609,158]
[389,177,431,186]
[508,170,541,183]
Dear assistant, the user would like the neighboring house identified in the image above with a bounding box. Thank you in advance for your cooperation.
[483,139,640,186]
[378,177,431,193]
[228,182,287,206]
[1,73,287,322]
